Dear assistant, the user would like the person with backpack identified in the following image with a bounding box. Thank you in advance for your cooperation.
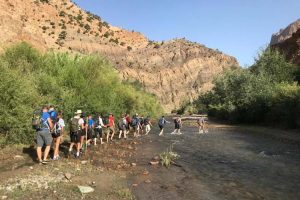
[52,113,65,160]
[48,105,58,134]
[172,116,183,135]
[118,114,127,139]
[36,105,53,164]
[139,115,145,135]
[87,114,95,146]
[125,113,131,132]
[131,114,140,137]
[158,116,170,136]
[144,116,152,135]
[95,113,104,145]
[69,110,84,158]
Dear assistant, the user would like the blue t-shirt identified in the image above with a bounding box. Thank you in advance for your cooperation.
[41,112,50,129]
[88,119,94,128]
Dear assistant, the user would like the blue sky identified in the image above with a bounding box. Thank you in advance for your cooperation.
[73,0,300,66]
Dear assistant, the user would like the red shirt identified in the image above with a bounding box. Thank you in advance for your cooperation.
[109,116,114,127]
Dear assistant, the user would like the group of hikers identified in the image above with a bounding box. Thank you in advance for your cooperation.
[32,105,207,164]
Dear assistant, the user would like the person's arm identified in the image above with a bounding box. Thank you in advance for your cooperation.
[47,117,53,130]
[61,119,65,134]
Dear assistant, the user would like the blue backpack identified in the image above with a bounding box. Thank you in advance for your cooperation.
[49,110,58,121]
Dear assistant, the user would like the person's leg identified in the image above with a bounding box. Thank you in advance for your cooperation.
[54,136,61,159]
[80,135,84,149]
[110,128,114,140]
[118,130,122,139]
[37,147,42,162]
[36,132,43,162]
[43,132,53,161]
[106,129,109,142]
[99,129,104,144]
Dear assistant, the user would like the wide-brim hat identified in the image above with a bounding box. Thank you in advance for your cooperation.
[75,110,82,114]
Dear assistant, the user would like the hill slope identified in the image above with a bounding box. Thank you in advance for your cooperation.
[0,0,238,112]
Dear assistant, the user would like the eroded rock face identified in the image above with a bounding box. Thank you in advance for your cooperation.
[270,19,300,45]
[270,19,300,68]
[0,0,238,112]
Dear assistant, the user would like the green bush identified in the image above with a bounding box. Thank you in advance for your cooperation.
[0,43,162,145]
[197,48,300,128]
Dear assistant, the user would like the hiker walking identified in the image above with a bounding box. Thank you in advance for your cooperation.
[36,105,53,164]
[87,114,95,146]
[144,116,152,135]
[125,113,131,132]
[139,115,145,135]
[95,113,104,145]
[52,113,65,160]
[79,113,87,152]
[131,114,140,137]
[158,116,169,136]
[171,116,182,135]
[69,110,84,158]
[197,116,207,134]
[105,113,115,142]
[118,114,127,139]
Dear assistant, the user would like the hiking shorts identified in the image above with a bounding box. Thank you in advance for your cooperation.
[175,123,180,129]
[70,131,80,143]
[95,128,103,138]
[119,125,126,132]
[132,126,139,131]
[36,129,53,147]
[158,125,164,131]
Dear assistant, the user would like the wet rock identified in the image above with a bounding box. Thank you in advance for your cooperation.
[258,151,268,158]
[131,163,137,167]
[64,173,72,180]
[78,185,95,194]
[29,166,34,170]
[132,184,138,187]
[153,156,160,160]
[128,146,134,150]
[150,161,159,165]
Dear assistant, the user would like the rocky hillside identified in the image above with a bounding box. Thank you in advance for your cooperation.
[270,19,300,67]
[0,0,238,112]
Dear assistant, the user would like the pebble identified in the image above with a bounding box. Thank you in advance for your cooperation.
[132,184,138,187]
[77,186,95,194]
[131,163,137,167]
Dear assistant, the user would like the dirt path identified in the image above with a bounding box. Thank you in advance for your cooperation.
[0,121,299,200]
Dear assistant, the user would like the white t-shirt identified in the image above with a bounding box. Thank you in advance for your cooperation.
[74,116,85,130]
[57,118,65,130]
[98,117,104,128]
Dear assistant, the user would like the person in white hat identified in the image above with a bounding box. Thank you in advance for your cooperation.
[68,110,85,158]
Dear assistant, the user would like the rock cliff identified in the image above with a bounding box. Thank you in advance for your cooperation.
[0,0,238,112]
[270,19,300,67]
